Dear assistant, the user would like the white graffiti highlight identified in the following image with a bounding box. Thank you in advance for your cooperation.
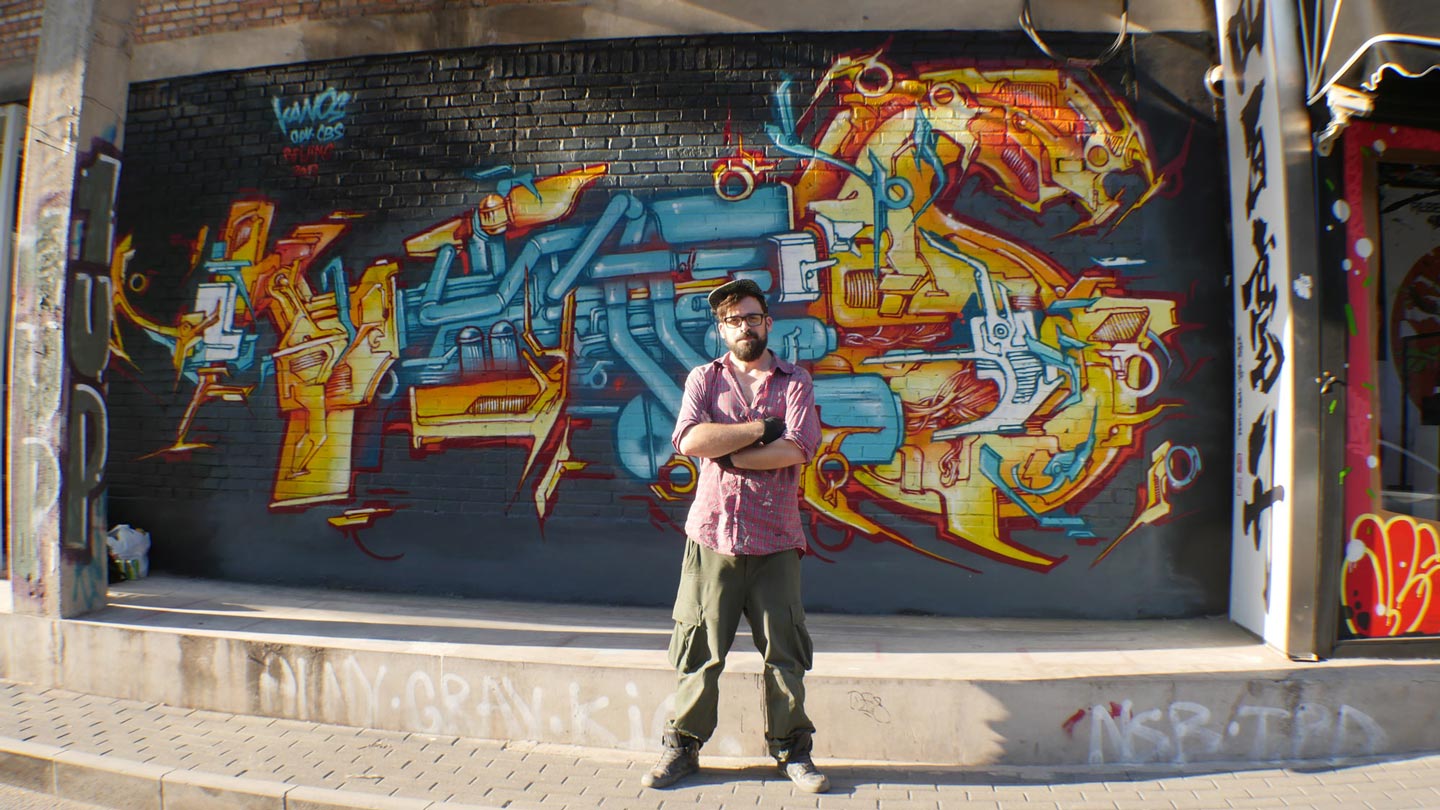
[253,650,724,752]
[1070,699,1388,764]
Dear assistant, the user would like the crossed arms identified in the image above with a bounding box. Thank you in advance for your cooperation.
[671,364,820,471]
[677,420,805,470]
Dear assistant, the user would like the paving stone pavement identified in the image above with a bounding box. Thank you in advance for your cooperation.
[3,678,1440,810]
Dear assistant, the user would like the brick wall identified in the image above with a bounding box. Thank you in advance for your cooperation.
[106,31,1234,617]
[0,0,42,66]
[130,0,545,43]
[1,0,563,74]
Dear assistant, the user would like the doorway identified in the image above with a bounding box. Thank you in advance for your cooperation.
[1337,121,1440,642]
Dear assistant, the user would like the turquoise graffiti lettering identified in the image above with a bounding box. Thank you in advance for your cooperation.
[272,87,351,144]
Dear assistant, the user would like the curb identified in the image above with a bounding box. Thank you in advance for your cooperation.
[0,735,503,810]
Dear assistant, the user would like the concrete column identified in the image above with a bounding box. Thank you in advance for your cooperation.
[7,0,137,616]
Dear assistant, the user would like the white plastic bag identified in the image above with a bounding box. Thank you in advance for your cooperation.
[106,524,151,579]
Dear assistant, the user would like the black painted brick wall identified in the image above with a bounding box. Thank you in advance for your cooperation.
[107,30,1234,618]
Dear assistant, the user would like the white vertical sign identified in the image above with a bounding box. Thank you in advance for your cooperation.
[1217,0,1297,646]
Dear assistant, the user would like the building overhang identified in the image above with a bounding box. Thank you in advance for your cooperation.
[1302,0,1440,152]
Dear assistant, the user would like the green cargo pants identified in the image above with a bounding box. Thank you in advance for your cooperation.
[667,539,816,759]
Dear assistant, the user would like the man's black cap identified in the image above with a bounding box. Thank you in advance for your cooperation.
[706,278,765,310]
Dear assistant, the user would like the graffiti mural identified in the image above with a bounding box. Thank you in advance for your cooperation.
[773,59,1187,571]
[107,36,1229,614]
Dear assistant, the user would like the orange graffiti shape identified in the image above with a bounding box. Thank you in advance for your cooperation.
[1344,513,1440,637]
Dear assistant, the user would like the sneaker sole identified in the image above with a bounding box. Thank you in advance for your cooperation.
[641,767,699,789]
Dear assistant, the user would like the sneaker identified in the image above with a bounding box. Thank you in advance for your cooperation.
[779,756,830,793]
[640,731,700,789]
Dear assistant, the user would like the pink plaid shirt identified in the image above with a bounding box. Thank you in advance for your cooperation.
[671,351,820,556]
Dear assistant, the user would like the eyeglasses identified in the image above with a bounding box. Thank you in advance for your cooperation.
[718,313,767,328]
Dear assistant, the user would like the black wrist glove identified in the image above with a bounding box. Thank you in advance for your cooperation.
[759,416,786,446]
[713,453,735,470]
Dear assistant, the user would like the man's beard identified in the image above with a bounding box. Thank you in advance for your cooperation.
[731,331,768,362]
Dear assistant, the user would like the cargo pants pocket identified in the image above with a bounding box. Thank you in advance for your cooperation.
[790,601,814,671]
[668,542,708,673]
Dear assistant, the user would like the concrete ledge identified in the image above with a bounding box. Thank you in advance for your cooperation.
[4,577,1440,769]
[285,784,452,807]
[284,785,437,810]
[0,738,61,793]
[0,734,504,810]
[161,768,290,810]
[53,748,170,810]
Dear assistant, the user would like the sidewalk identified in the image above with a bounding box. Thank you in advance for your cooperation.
[3,678,1439,810]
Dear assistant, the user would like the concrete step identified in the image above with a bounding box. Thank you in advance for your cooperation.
[10,676,1440,810]
[2,575,1438,768]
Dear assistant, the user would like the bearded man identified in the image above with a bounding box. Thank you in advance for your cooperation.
[641,277,828,794]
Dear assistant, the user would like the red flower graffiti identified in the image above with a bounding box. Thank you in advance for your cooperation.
[1344,513,1440,636]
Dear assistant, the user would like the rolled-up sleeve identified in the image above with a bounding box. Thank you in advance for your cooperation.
[671,365,711,455]
[782,367,820,461]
